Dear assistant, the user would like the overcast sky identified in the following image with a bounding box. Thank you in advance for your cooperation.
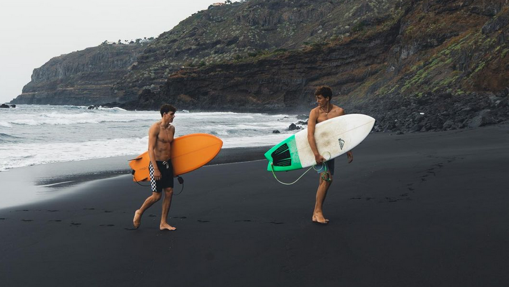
[0,0,228,104]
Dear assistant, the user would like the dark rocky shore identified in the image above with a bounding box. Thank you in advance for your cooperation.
[346,91,509,133]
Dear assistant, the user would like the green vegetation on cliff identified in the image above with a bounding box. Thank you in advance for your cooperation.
[14,0,509,133]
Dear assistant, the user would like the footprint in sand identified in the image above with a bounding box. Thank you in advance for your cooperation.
[22,219,33,222]
[47,210,59,212]
[350,197,374,201]
[83,208,95,211]
[100,224,115,227]
[270,221,284,225]
[234,219,252,222]
[384,197,400,203]
[0,218,6,220]
[104,210,113,213]
[197,220,210,223]
[70,222,81,226]
[49,220,62,222]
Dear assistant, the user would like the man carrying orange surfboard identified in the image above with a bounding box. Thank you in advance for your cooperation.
[133,104,178,231]
[308,86,353,225]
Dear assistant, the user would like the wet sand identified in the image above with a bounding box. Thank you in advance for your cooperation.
[1,123,508,286]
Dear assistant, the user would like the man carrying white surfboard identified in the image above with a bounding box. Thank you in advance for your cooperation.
[133,104,178,231]
[308,86,353,225]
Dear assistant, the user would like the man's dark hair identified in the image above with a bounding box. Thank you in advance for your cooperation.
[314,86,333,100]
[160,104,176,117]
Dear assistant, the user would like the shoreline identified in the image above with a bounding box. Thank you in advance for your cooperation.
[1,121,508,210]
[0,146,271,209]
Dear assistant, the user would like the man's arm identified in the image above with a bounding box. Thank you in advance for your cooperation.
[307,109,325,164]
[147,124,161,180]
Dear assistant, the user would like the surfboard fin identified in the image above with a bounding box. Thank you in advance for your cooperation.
[270,143,292,167]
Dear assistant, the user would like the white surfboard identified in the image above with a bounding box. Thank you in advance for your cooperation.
[265,114,375,171]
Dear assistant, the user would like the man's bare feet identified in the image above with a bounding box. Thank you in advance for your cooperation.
[133,210,142,229]
[160,223,176,231]
[312,213,329,225]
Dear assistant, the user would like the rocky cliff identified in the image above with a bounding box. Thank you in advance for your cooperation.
[12,44,144,105]
[122,0,509,132]
[13,0,509,133]
[113,0,398,102]
[15,0,396,105]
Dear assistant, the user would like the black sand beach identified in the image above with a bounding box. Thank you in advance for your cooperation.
[1,123,509,286]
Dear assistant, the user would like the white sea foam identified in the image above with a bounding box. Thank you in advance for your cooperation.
[0,105,305,171]
[0,121,12,128]
[5,110,157,126]
[0,137,149,172]
[0,133,290,171]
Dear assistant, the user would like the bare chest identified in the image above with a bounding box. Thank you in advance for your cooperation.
[157,127,173,144]
[317,109,340,123]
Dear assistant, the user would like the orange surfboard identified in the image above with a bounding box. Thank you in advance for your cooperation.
[129,133,223,182]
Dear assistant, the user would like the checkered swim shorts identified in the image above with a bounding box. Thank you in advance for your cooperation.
[149,160,174,192]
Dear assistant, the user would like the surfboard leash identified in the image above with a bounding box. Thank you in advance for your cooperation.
[270,164,314,185]
[269,152,332,185]
[270,163,328,185]
[174,176,185,195]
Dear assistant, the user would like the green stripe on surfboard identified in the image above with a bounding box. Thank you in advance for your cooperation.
[264,135,303,172]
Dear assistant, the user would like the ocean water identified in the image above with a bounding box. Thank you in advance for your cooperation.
[0,105,304,172]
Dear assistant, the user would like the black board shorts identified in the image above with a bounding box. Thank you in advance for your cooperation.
[149,160,174,192]
[326,158,335,175]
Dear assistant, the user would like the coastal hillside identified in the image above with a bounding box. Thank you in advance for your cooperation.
[113,0,398,102]
[11,43,145,105]
[13,0,399,105]
[12,0,509,132]
[123,0,509,132]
